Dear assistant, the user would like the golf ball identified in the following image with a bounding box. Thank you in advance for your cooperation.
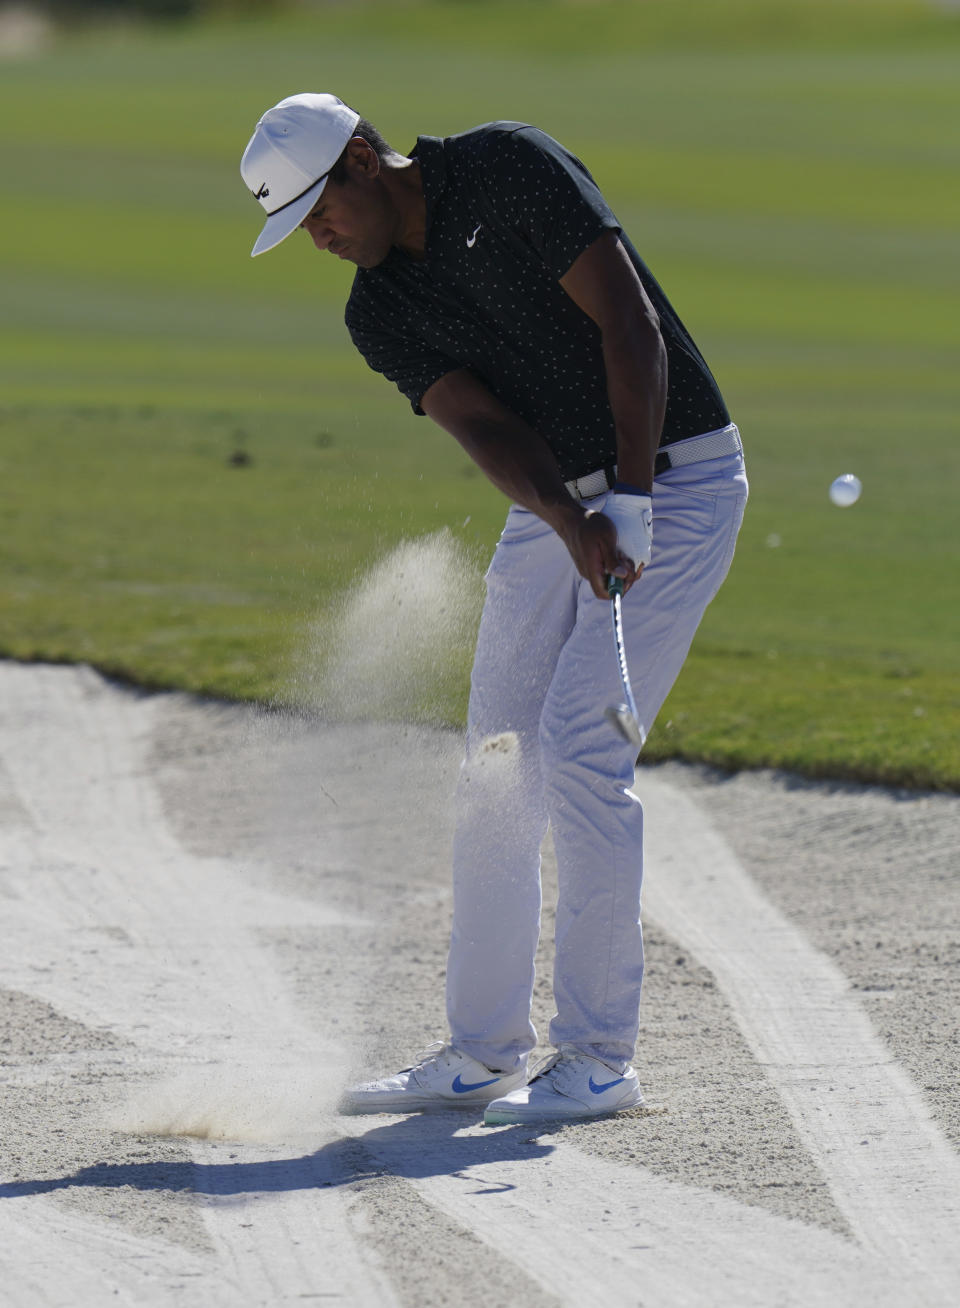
[829,474,862,507]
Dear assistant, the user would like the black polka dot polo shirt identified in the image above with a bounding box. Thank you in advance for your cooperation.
[345,122,730,482]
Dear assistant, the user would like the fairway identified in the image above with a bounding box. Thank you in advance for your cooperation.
[1,1,958,788]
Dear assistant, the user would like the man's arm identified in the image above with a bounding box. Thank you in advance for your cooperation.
[559,229,668,495]
[420,368,630,600]
[421,230,665,599]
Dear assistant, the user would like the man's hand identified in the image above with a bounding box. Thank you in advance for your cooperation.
[560,505,648,600]
[601,490,653,571]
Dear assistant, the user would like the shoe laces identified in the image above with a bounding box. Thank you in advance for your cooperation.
[408,1040,458,1074]
[529,1047,621,1088]
[526,1051,564,1084]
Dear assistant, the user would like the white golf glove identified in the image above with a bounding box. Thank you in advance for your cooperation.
[603,489,653,571]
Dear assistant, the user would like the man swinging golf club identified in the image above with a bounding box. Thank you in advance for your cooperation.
[240,93,748,1124]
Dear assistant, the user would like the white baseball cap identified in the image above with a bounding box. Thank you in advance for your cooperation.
[240,92,361,257]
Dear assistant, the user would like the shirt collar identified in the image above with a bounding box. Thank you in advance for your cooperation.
[371,136,445,273]
[410,135,446,245]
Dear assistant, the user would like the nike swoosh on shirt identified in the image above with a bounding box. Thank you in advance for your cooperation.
[466,224,482,248]
[452,1073,500,1093]
[588,1075,628,1094]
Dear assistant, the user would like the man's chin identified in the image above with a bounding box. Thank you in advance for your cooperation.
[330,242,389,270]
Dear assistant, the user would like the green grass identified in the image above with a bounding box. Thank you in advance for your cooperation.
[1,1,958,789]
[0,401,498,701]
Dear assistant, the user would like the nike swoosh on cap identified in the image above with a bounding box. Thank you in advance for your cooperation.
[588,1075,627,1094]
[451,1073,500,1093]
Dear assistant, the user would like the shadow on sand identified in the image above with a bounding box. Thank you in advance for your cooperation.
[0,1111,558,1201]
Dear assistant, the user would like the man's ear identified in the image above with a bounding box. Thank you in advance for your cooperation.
[345,136,380,178]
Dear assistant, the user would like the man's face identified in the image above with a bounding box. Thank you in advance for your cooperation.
[299,164,394,269]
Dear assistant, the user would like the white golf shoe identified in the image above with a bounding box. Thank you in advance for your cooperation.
[338,1042,528,1114]
[484,1047,643,1125]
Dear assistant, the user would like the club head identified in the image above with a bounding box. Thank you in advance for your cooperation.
[604,704,643,748]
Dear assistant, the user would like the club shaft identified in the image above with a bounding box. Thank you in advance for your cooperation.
[610,588,640,724]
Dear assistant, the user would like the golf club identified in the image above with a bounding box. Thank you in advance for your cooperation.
[604,575,644,749]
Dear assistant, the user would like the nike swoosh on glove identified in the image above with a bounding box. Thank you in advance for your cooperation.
[602,492,653,570]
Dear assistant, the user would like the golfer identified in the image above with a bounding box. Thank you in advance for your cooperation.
[240,94,748,1124]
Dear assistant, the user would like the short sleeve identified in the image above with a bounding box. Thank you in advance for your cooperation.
[472,126,621,278]
[345,290,455,414]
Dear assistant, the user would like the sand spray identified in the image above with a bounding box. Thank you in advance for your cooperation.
[290,528,486,725]
[108,531,492,1143]
[108,1062,339,1143]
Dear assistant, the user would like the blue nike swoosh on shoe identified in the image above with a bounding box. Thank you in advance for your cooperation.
[451,1073,501,1094]
[588,1075,628,1094]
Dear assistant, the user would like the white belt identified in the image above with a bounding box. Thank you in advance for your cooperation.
[565,424,742,502]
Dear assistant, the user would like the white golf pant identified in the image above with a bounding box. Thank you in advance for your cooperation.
[446,436,748,1072]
